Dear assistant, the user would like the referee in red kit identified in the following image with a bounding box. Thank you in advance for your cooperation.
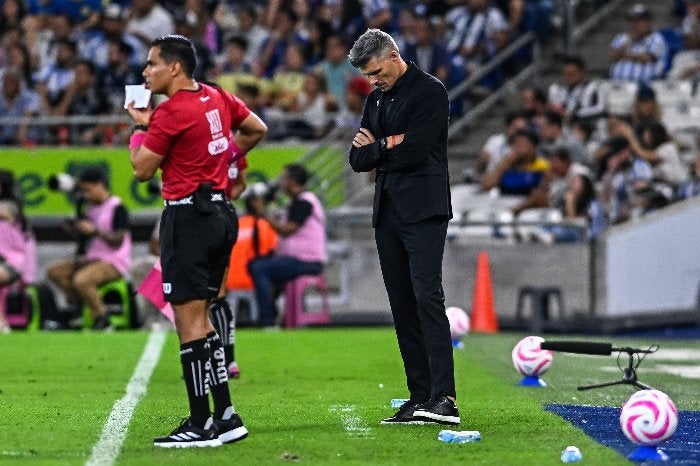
[126,34,267,448]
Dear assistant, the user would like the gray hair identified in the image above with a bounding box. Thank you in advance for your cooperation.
[348,29,399,68]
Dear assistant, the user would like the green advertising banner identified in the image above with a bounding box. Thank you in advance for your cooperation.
[0,146,309,217]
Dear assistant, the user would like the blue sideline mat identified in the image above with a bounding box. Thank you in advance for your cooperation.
[545,404,700,464]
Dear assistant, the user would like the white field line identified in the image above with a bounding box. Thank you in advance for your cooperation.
[85,330,167,466]
[329,404,373,438]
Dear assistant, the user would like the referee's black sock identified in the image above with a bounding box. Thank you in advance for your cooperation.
[209,297,235,366]
[206,331,233,419]
[179,338,212,428]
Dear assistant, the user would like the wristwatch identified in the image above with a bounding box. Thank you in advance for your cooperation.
[132,124,148,133]
[379,137,387,151]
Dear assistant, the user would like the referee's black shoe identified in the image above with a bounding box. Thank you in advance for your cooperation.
[153,417,222,448]
[380,400,435,425]
[412,395,460,425]
[213,413,249,444]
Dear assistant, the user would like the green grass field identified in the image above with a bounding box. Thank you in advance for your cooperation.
[1,329,697,465]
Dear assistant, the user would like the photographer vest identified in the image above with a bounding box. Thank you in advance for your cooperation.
[85,195,132,276]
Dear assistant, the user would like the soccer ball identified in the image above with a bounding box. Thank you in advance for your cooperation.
[620,389,678,445]
[511,336,553,377]
[446,306,470,340]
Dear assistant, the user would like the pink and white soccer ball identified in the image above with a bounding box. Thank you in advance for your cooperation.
[620,389,678,445]
[511,336,553,377]
[446,306,470,339]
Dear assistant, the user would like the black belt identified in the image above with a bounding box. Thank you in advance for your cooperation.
[164,191,226,206]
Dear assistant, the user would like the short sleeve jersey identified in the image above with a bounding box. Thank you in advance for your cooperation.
[143,83,251,200]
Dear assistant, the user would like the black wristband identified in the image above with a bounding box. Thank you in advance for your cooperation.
[132,124,148,133]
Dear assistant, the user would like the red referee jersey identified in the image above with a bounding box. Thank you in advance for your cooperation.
[143,83,251,200]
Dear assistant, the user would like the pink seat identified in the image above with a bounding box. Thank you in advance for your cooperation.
[284,275,331,328]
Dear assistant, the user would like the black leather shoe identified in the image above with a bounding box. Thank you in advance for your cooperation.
[380,401,435,425]
[413,395,460,425]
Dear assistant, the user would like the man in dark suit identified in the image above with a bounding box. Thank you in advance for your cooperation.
[348,29,459,426]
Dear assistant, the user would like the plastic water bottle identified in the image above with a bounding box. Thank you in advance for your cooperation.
[560,446,583,463]
[390,399,409,408]
[437,429,481,444]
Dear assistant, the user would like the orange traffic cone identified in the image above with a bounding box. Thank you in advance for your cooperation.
[470,251,499,333]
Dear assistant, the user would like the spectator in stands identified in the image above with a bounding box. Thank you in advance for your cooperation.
[125,0,175,51]
[445,0,509,75]
[392,5,418,52]
[4,43,34,89]
[46,166,131,331]
[236,83,270,127]
[535,110,588,164]
[0,0,26,33]
[669,0,700,79]
[477,110,529,176]
[334,75,371,134]
[609,3,668,82]
[248,164,326,327]
[180,0,219,55]
[615,120,690,188]
[480,128,549,196]
[173,10,214,81]
[100,4,146,65]
[512,147,597,241]
[631,84,661,132]
[57,60,111,144]
[0,169,36,333]
[269,42,308,112]
[98,39,143,115]
[31,14,74,73]
[360,0,393,32]
[286,70,338,140]
[598,136,654,224]
[403,14,451,85]
[315,33,359,111]
[301,16,329,67]
[520,86,548,121]
[258,8,307,78]
[33,37,77,113]
[512,146,589,213]
[548,55,606,124]
[214,36,260,95]
[682,0,700,49]
[0,68,40,145]
[232,4,268,69]
[33,37,77,143]
[570,118,600,164]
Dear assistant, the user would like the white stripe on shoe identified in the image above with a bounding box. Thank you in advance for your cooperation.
[412,410,460,425]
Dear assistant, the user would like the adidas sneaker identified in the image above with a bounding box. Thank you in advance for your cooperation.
[153,417,222,448]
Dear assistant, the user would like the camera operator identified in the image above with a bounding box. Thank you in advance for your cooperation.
[46,166,132,331]
[248,164,326,327]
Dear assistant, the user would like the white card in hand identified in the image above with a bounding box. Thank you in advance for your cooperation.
[124,85,152,109]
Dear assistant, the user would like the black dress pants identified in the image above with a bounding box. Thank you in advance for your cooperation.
[374,193,455,402]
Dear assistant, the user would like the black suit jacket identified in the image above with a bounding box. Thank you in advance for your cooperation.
[349,62,452,227]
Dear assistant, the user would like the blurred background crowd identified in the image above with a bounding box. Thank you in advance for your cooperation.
[0,0,560,145]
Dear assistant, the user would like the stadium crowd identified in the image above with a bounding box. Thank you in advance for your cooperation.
[451,1,700,243]
[0,0,558,145]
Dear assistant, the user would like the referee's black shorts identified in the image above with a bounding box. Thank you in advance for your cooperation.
[160,201,238,303]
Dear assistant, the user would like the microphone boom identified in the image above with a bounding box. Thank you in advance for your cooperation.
[540,341,613,355]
